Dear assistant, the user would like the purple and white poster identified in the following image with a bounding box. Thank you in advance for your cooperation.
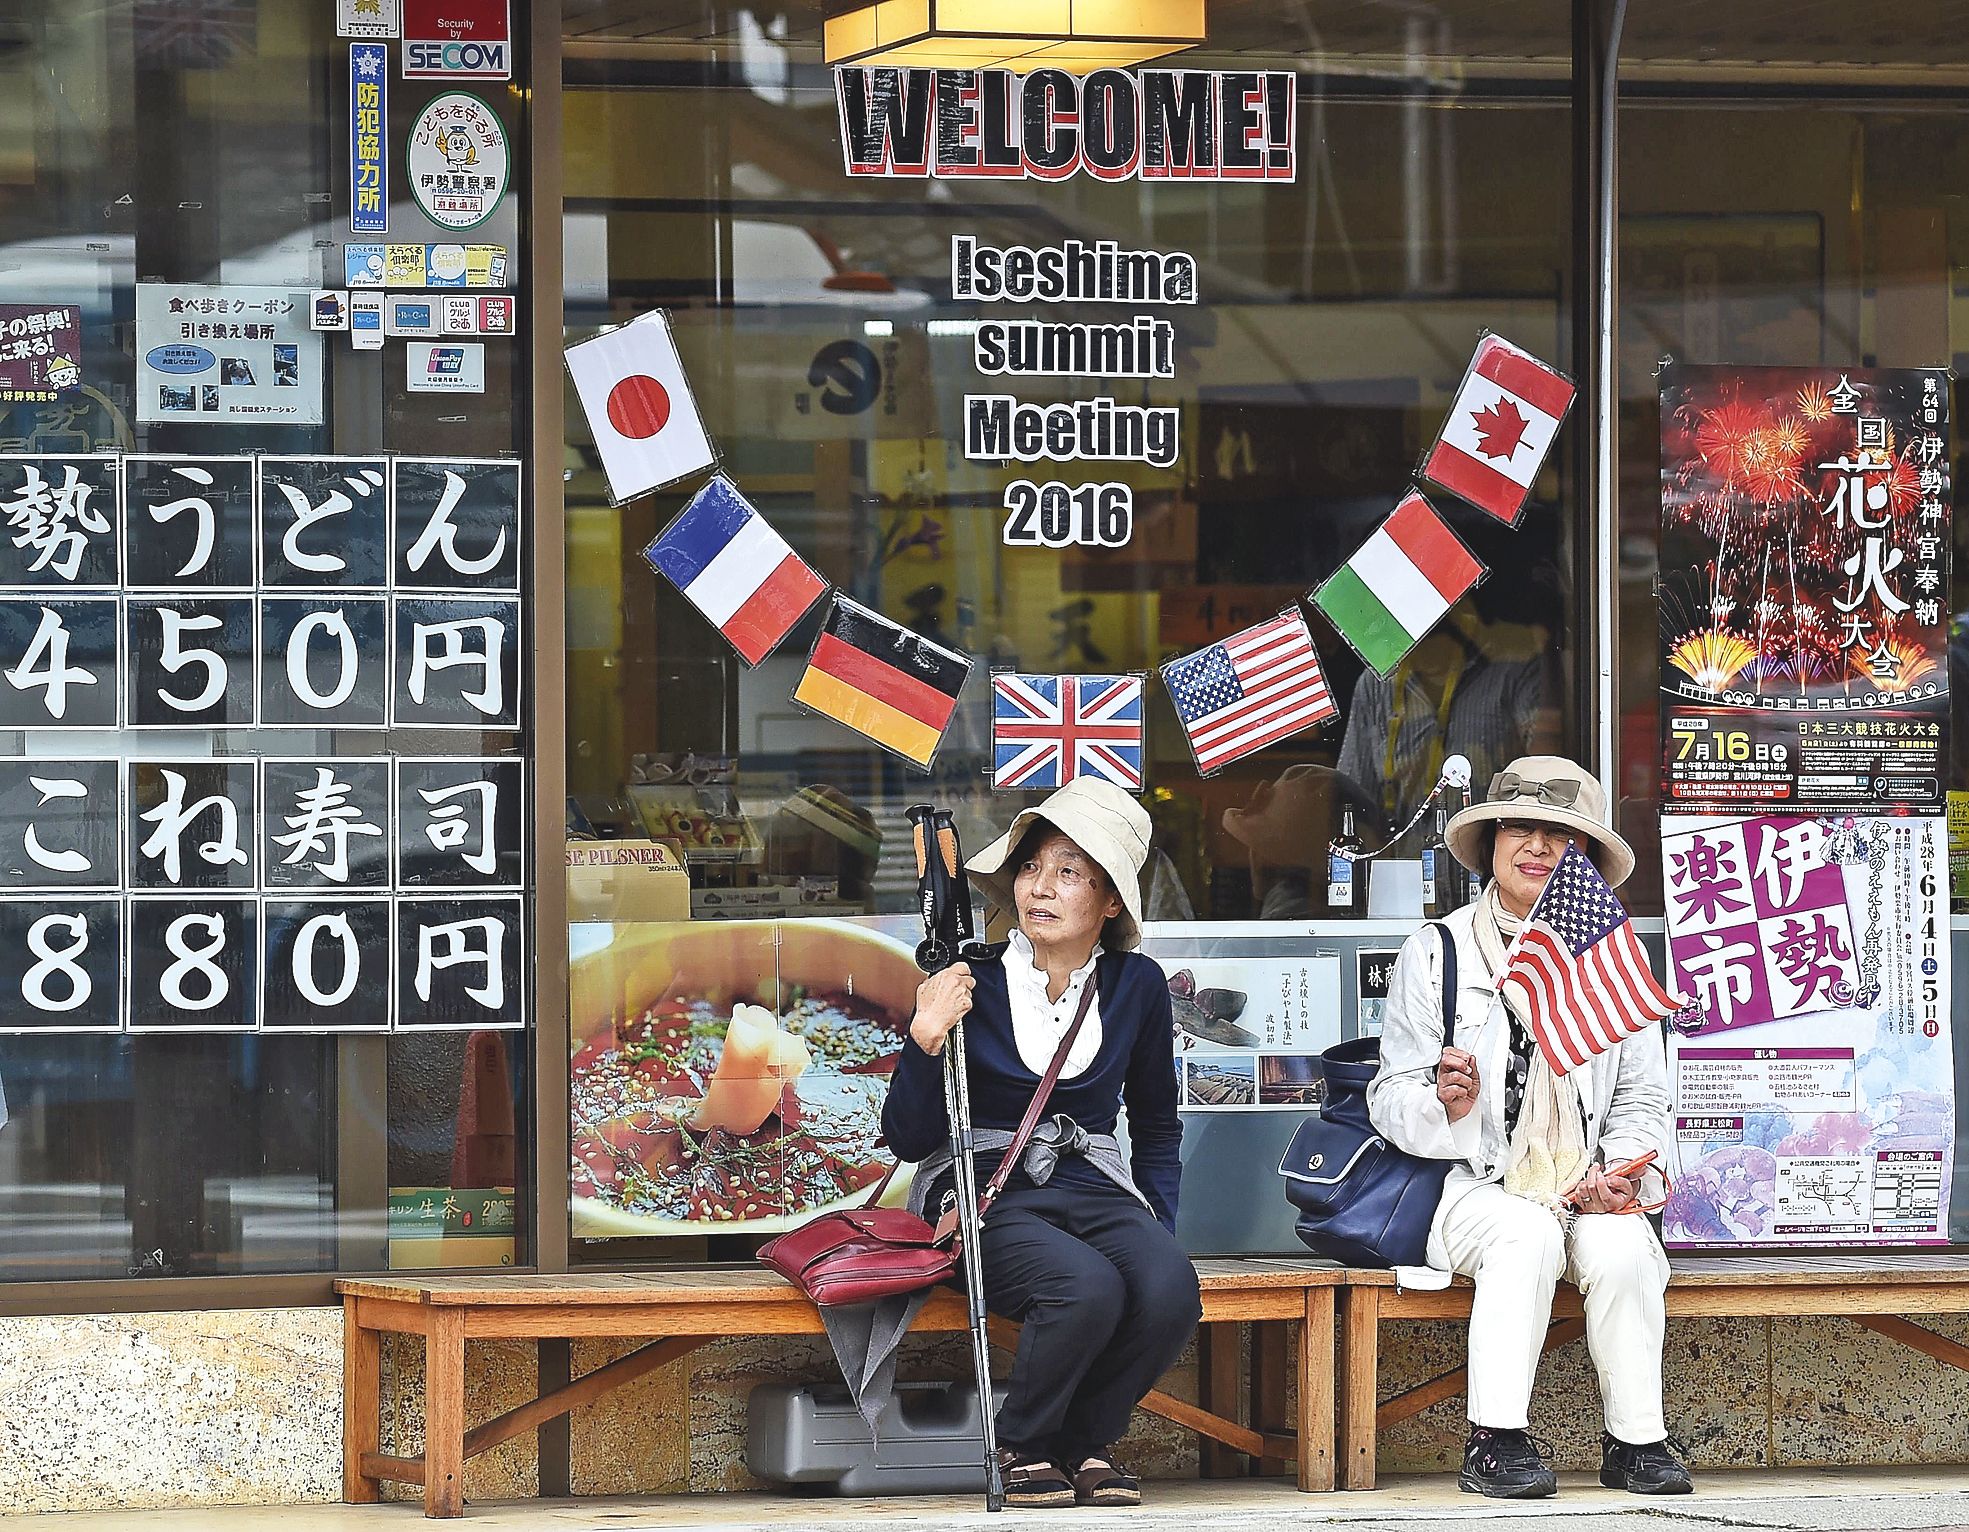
[1662,812,1953,1247]
[0,305,81,404]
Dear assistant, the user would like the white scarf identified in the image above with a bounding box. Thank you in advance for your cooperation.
[1470,884,1589,1215]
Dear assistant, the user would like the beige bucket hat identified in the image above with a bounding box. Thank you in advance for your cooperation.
[1445,754,1636,889]
[966,778,1152,951]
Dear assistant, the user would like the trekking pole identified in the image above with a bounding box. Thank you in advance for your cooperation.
[943,1018,1004,1510]
[908,805,1005,1512]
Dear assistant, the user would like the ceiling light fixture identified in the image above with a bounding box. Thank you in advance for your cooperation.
[824,1,1205,75]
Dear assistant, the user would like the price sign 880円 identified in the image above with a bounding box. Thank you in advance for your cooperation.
[0,453,529,1034]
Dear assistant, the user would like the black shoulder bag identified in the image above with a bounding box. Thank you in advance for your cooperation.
[1277,922,1459,1267]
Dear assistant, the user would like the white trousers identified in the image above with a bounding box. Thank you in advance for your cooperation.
[1436,1183,1670,1443]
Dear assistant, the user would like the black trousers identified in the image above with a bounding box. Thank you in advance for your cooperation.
[940,1172,1201,1463]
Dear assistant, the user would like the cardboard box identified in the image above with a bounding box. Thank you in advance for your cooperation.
[691,884,794,917]
[566,838,691,923]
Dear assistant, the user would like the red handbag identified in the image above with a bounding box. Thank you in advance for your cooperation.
[756,1172,958,1307]
[760,980,1096,1307]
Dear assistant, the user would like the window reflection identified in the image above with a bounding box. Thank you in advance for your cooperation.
[563,6,1578,930]
[0,0,532,1279]
[1615,73,1969,915]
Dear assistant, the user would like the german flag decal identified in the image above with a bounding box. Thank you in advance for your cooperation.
[794,594,974,768]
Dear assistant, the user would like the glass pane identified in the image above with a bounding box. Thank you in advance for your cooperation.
[1614,29,1969,1242]
[1617,39,1969,913]
[0,0,533,1279]
[563,3,1576,1255]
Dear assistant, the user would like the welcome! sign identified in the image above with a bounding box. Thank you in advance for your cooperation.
[837,67,1297,182]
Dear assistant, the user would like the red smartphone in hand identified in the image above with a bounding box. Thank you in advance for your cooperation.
[1564,1150,1659,1210]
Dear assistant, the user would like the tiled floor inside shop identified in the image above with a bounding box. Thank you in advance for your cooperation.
[8,1471,1969,1532]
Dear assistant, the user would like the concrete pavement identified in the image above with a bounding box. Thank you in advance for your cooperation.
[4,1471,1969,1532]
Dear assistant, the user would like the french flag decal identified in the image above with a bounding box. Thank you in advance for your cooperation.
[642,475,828,666]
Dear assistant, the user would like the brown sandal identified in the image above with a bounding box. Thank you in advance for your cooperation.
[997,1450,1076,1509]
[1071,1453,1141,1507]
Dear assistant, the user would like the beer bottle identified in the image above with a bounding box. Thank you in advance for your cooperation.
[1422,793,1455,918]
[1445,783,1483,904]
[1327,802,1367,916]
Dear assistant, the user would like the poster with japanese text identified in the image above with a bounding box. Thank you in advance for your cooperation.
[1661,812,1953,1247]
[1137,927,1340,1112]
[135,285,323,427]
[1356,948,1400,1038]
[1659,366,1950,813]
[0,306,81,404]
[0,451,527,1034]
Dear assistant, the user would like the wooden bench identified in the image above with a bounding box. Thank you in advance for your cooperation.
[1336,1253,1969,1490]
[338,1259,1344,1518]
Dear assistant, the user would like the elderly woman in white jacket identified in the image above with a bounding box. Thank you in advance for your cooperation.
[1367,756,1688,1500]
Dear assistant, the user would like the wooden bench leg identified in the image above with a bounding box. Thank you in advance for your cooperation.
[1196,1323,1241,1478]
[1251,1320,1291,1477]
[342,1298,382,1504]
[424,1310,466,1518]
[1338,1287,1379,1490]
[1297,1288,1336,1491]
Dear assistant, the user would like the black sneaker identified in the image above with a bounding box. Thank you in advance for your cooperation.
[1599,1433,1693,1495]
[1458,1427,1558,1498]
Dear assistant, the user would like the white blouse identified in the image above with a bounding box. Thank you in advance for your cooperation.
[1004,928,1104,1080]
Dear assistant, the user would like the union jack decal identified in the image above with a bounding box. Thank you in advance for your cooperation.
[991,673,1145,791]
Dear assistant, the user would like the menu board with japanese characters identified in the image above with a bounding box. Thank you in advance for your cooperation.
[0,453,527,1033]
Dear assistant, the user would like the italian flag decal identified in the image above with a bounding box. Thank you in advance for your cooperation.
[1314,492,1486,677]
[1420,333,1575,526]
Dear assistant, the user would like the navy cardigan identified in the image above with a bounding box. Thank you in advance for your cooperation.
[880,947,1184,1230]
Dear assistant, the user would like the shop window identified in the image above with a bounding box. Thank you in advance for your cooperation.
[0,1,533,1279]
[561,5,1577,1255]
[1614,22,1969,1242]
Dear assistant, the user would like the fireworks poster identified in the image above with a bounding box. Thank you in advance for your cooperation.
[1662,813,1953,1248]
[1659,365,1950,813]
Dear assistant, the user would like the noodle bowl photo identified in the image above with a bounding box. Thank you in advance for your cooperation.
[570,919,920,1237]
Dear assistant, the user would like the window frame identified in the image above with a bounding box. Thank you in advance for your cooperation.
[0,0,561,1312]
[3,0,1624,1314]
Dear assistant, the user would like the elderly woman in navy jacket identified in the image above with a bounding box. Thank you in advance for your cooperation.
[881,779,1198,1509]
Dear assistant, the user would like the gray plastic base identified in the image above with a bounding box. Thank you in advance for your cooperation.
[746,1380,1006,1496]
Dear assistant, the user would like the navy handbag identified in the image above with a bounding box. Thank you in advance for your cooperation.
[1278,923,1458,1268]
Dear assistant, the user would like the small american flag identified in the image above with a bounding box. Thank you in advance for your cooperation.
[991,673,1144,791]
[1159,608,1336,775]
[1500,843,1682,1074]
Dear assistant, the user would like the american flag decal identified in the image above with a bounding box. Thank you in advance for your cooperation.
[991,673,1144,790]
[1500,843,1682,1074]
[1160,608,1336,775]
